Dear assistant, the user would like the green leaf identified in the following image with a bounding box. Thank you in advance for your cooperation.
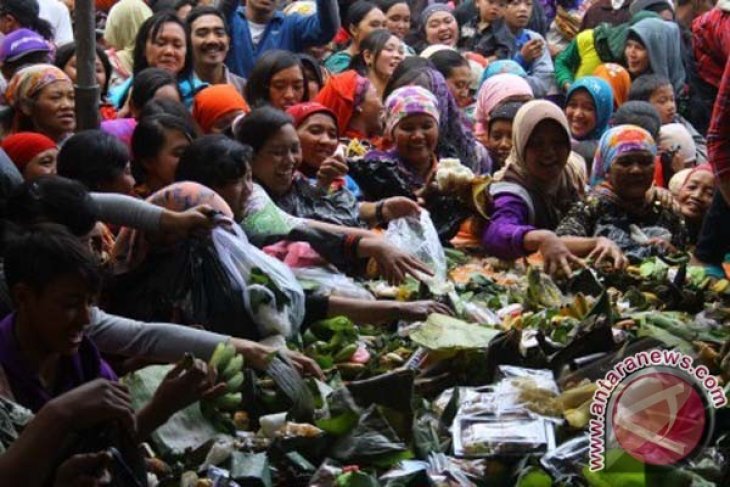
[316,411,359,436]
[516,467,552,487]
[409,313,500,351]
[335,471,380,487]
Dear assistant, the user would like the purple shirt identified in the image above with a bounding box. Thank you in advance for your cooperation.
[481,193,536,260]
[0,314,117,412]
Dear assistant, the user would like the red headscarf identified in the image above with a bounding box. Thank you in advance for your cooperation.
[286,102,338,131]
[1,132,56,171]
[313,70,369,137]
[192,84,250,134]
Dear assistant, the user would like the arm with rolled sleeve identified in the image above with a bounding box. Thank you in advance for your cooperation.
[481,193,536,260]
[292,0,340,49]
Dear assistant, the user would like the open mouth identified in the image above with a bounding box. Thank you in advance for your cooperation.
[438,32,454,43]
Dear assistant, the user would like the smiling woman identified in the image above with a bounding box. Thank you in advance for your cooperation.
[420,4,459,49]
[349,29,405,96]
[245,50,308,110]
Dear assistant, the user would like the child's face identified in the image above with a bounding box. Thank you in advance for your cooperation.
[624,39,649,76]
[17,275,93,356]
[476,0,504,24]
[486,118,513,166]
[503,0,532,30]
[565,89,597,139]
[649,84,676,125]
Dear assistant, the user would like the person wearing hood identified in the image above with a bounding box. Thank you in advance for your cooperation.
[625,17,686,96]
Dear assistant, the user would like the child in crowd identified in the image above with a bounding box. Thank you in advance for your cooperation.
[501,0,557,98]
[458,0,511,61]
[483,100,523,171]
[628,74,707,164]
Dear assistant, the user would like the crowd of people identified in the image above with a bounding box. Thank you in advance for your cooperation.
[0,0,727,483]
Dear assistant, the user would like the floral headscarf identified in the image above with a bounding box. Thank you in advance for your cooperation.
[566,76,614,141]
[593,63,631,108]
[112,182,232,272]
[5,64,71,109]
[590,124,657,186]
[384,86,440,137]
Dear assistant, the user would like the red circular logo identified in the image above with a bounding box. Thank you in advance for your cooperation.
[611,371,707,466]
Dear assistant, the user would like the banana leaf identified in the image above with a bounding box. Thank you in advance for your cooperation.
[122,365,221,458]
[265,353,315,423]
[331,405,407,464]
[526,267,564,309]
[410,314,500,352]
[229,451,272,487]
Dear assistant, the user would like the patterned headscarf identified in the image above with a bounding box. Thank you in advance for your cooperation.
[314,70,370,137]
[384,86,440,137]
[566,76,614,141]
[479,60,528,87]
[590,124,657,186]
[474,73,533,141]
[112,182,232,272]
[593,63,631,108]
[5,64,71,109]
[192,85,250,134]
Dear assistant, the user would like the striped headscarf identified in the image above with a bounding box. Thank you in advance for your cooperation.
[383,85,440,138]
[590,124,657,186]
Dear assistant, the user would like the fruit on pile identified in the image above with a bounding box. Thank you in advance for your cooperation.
[200,342,246,433]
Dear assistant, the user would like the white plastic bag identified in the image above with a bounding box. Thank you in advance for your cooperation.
[293,266,375,300]
[384,210,447,286]
[212,225,305,338]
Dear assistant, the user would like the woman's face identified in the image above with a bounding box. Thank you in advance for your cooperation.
[30,81,76,141]
[486,119,512,167]
[385,3,411,40]
[524,120,569,184]
[677,170,714,221]
[145,22,187,75]
[297,113,338,168]
[252,124,301,196]
[425,11,458,47]
[446,64,473,108]
[98,162,136,196]
[370,36,405,80]
[302,66,322,100]
[143,128,191,191]
[351,83,384,136]
[565,89,596,139]
[624,39,649,76]
[393,113,439,166]
[268,65,305,111]
[215,171,253,221]
[351,8,386,45]
[23,148,58,180]
[63,55,107,94]
[608,151,655,201]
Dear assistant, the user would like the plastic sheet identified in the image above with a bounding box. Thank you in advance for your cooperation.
[385,211,448,287]
[213,225,305,338]
[293,266,375,300]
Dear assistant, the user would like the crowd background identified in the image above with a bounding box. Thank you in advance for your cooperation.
[0,0,728,483]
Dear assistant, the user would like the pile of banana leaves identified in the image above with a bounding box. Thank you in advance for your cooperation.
[124,251,730,487]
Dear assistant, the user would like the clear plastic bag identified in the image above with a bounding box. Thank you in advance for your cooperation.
[293,266,375,300]
[384,211,448,286]
[212,225,305,338]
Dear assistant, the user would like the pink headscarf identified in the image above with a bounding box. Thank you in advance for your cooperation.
[474,73,533,137]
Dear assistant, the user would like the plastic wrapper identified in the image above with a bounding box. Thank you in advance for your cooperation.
[213,225,305,338]
[452,414,556,458]
[385,211,448,287]
[495,367,559,416]
[293,266,375,300]
[539,435,589,481]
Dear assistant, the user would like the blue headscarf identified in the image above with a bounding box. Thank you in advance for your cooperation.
[566,76,614,141]
[479,60,527,88]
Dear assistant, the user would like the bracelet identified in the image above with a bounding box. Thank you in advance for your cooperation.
[375,200,385,225]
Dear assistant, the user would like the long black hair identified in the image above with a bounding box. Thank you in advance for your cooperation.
[0,0,54,40]
[54,42,114,97]
[131,114,197,182]
[130,67,182,114]
[132,11,193,78]
[345,0,381,36]
[349,28,395,75]
[244,50,308,108]
[234,106,293,154]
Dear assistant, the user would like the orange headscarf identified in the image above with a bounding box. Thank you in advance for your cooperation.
[313,70,369,138]
[593,63,631,109]
[192,84,250,134]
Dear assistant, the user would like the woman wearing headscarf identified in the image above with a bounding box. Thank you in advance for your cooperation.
[350,86,477,242]
[668,164,714,244]
[564,76,614,170]
[593,63,631,108]
[483,100,589,275]
[473,73,534,158]
[4,64,75,144]
[556,125,687,260]
[103,0,153,85]
[1,132,57,180]
[314,70,384,145]
[192,84,250,134]
[384,59,489,173]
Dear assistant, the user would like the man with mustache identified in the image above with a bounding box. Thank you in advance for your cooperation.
[218,0,340,78]
[187,6,246,94]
